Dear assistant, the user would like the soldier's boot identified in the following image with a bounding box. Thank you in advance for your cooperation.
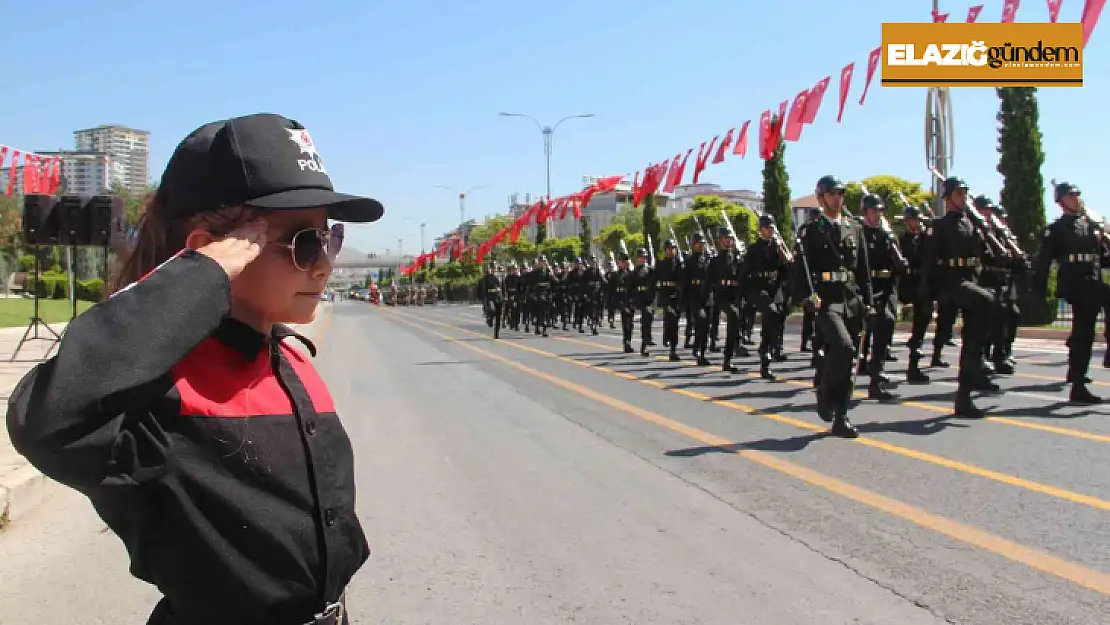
[907,353,931,384]
[930,347,949,368]
[759,355,775,380]
[831,414,859,438]
[1070,384,1103,404]
[800,341,811,353]
[954,386,985,418]
[868,377,896,401]
[640,340,650,357]
[993,354,1015,375]
[709,338,720,352]
[722,352,739,374]
[981,357,996,375]
[1065,368,1093,384]
[623,341,635,354]
[1103,350,1110,369]
[735,343,749,358]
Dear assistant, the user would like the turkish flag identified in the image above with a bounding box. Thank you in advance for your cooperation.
[692,136,718,184]
[663,148,693,193]
[1001,0,1021,22]
[837,63,854,122]
[1046,0,1062,21]
[1083,0,1106,47]
[801,76,830,124]
[731,121,750,156]
[967,4,984,21]
[711,128,734,164]
[858,47,881,106]
[783,89,809,142]
[932,10,949,21]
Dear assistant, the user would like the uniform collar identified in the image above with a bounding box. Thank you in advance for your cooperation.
[212,317,318,359]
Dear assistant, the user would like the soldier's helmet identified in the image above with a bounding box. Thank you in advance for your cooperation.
[972,195,997,210]
[691,232,706,244]
[942,176,969,197]
[717,226,733,239]
[861,193,885,211]
[537,254,548,262]
[904,206,921,220]
[815,175,845,195]
[635,247,648,258]
[589,255,598,263]
[575,256,585,264]
[617,252,630,261]
[1054,181,1081,203]
[758,214,776,228]
[663,238,677,249]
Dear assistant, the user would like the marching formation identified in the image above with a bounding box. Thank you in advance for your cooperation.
[475,175,1109,439]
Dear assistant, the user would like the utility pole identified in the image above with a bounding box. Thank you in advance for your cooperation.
[499,112,595,240]
[434,185,487,245]
[925,0,955,216]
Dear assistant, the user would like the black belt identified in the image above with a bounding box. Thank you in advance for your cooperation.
[904,267,917,275]
[303,594,346,625]
[690,279,703,285]
[940,257,979,267]
[1067,253,1099,263]
[818,271,852,282]
[871,269,892,278]
[719,280,738,286]
[657,280,677,287]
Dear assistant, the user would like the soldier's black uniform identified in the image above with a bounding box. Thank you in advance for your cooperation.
[1031,182,1108,403]
[738,215,791,379]
[581,257,605,335]
[611,254,636,353]
[918,177,999,417]
[503,264,522,330]
[799,209,820,353]
[974,196,1025,374]
[553,263,570,330]
[683,233,713,366]
[898,207,932,383]
[605,262,619,329]
[654,240,684,361]
[527,257,554,336]
[630,249,656,355]
[856,195,904,400]
[705,228,745,373]
[792,175,870,437]
[568,258,586,332]
[478,264,504,339]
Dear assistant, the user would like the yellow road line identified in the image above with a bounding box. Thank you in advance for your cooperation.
[381,308,1110,596]
[549,331,1110,446]
[405,309,1110,511]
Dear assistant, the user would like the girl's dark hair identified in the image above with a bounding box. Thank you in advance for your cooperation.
[107,188,262,295]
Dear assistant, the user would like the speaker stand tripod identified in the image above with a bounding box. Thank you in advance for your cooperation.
[10,246,62,362]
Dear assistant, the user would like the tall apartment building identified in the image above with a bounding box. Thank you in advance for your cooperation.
[73,124,150,194]
[35,151,112,196]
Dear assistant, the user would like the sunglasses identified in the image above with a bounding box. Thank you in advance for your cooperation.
[272,225,344,271]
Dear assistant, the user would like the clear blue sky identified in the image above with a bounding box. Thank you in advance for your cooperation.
[1,0,1104,255]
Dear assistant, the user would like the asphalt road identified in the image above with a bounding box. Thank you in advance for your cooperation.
[2,301,1107,624]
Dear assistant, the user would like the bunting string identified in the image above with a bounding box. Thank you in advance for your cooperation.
[0,144,63,196]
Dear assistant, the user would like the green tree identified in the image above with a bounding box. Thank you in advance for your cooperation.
[641,193,662,256]
[467,215,513,247]
[612,202,644,233]
[761,137,792,233]
[535,217,547,245]
[595,223,631,255]
[843,175,932,225]
[996,87,1046,255]
[579,216,592,257]
[670,195,758,247]
[0,193,23,257]
[503,240,537,264]
[538,236,581,262]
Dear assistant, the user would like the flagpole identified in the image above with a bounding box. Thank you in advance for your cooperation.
[433,184,487,246]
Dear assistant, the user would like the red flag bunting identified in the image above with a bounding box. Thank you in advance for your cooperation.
[801,76,830,124]
[1001,0,1021,22]
[1046,0,1062,22]
[967,4,984,21]
[1083,0,1105,47]
[663,149,693,193]
[711,128,734,164]
[731,121,750,156]
[932,10,949,21]
[692,136,718,184]
[837,63,854,123]
[783,89,809,142]
[858,47,881,106]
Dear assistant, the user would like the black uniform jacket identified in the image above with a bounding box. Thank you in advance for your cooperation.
[6,250,369,625]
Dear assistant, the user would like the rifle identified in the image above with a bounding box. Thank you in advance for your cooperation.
[646,233,656,268]
[720,209,742,255]
[669,224,686,262]
[692,214,716,257]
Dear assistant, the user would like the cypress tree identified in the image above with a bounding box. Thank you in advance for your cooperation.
[996,87,1046,254]
[761,135,792,232]
[642,193,661,255]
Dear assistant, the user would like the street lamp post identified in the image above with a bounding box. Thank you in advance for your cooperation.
[499,111,595,240]
[433,184,488,245]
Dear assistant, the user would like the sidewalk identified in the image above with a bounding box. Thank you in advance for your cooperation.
[0,307,329,528]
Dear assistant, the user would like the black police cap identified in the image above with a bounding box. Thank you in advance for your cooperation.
[861,194,884,211]
[1054,181,1080,203]
[942,176,969,198]
[903,206,921,219]
[717,227,733,239]
[160,113,384,223]
[815,175,845,195]
[758,214,775,227]
[663,238,677,249]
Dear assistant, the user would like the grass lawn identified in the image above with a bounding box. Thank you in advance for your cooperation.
[0,297,95,328]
